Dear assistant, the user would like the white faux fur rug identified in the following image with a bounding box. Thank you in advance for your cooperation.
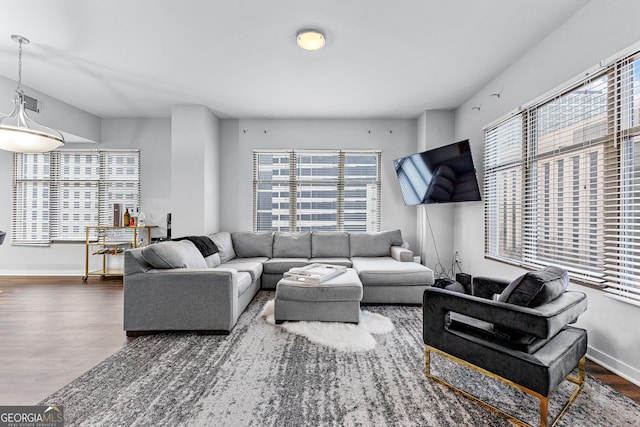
[260,299,394,352]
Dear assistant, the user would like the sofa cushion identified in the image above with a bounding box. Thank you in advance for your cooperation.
[220,258,266,282]
[308,257,353,267]
[204,253,222,268]
[447,312,548,354]
[232,231,274,258]
[273,232,311,258]
[351,256,434,286]
[263,258,310,274]
[311,232,350,258]
[140,240,207,269]
[209,232,236,263]
[349,230,403,257]
[499,266,569,308]
[236,271,253,295]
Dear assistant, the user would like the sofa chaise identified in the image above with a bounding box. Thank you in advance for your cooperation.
[124,230,434,334]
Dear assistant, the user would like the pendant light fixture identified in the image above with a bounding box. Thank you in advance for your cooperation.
[0,35,64,153]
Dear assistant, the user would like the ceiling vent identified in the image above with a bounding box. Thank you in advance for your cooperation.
[23,94,40,113]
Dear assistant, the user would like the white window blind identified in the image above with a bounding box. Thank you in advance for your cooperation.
[13,153,51,245]
[604,55,640,303]
[51,152,100,241]
[484,49,640,304]
[13,149,140,244]
[253,150,381,232]
[484,116,523,262]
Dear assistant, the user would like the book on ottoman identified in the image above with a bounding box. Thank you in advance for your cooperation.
[283,263,347,286]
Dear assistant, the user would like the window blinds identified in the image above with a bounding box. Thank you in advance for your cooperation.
[253,150,381,232]
[12,149,140,244]
[484,50,640,303]
[484,116,523,262]
[51,151,100,241]
[604,55,640,303]
[12,153,51,245]
[525,73,609,282]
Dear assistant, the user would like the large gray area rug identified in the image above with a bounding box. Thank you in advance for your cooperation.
[41,292,639,426]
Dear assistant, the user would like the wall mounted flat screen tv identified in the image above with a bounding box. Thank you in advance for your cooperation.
[393,140,481,205]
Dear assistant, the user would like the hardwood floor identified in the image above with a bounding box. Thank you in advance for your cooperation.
[0,277,638,407]
[0,276,131,405]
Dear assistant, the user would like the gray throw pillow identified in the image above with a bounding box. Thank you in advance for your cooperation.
[140,240,207,269]
[209,232,236,263]
[311,232,350,258]
[232,231,274,258]
[350,229,403,257]
[273,232,311,258]
[498,266,569,307]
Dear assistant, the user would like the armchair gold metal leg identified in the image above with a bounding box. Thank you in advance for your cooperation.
[548,357,585,427]
[424,346,585,427]
[540,396,548,427]
[425,347,431,376]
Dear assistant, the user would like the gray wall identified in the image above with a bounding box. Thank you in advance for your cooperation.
[219,118,419,250]
[452,0,640,385]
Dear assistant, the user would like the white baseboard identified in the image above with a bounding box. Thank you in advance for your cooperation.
[587,345,640,387]
[0,270,84,276]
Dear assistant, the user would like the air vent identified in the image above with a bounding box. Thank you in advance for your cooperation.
[23,94,40,113]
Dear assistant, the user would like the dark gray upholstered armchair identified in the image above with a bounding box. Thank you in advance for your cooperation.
[423,267,587,427]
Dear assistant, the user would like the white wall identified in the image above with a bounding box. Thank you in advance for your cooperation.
[452,0,640,385]
[0,76,102,274]
[170,105,220,236]
[219,119,419,249]
[101,119,173,237]
[416,111,460,275]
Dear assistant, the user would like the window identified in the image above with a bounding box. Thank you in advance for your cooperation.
[13,149,140,244]
[253,150,381,232]
[484,51,640,304]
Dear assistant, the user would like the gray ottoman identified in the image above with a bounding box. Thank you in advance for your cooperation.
[275,268,363,324]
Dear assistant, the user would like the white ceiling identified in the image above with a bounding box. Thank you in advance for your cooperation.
[0,0,588,119]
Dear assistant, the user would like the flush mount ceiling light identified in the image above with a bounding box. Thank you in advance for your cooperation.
[296,29,326,51]
[0,35,64,153]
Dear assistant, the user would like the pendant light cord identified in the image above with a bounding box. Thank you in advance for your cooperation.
[16,38,23,91]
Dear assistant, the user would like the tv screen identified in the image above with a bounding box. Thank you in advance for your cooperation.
[393,140,481,205]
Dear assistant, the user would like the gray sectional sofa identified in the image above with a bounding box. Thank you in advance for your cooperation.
[124,230,434,335]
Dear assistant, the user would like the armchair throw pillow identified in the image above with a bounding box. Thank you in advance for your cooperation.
[498,266,569,308]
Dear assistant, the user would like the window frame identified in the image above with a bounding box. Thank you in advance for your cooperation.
[484,49,640,305]
[12,149,140,245]
[253,149,381,233]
